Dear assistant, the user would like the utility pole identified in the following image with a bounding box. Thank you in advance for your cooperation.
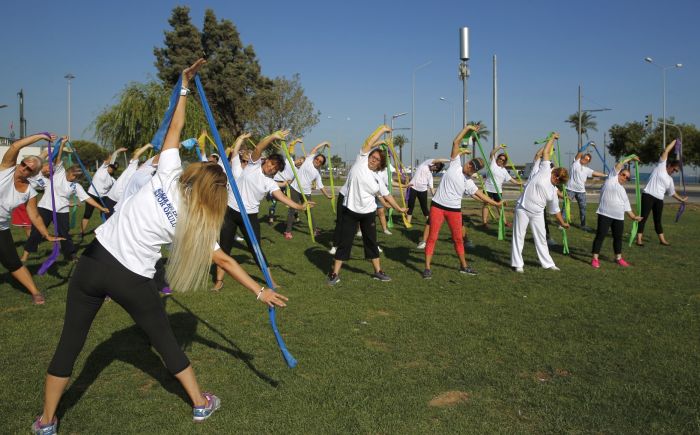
[459,27,470,154]
[492,54,498,150]
[18,89,26,138]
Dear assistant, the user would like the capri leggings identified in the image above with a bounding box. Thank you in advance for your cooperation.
[47,240,189,378]
[425,203,464,256]
[407,187,430,219]
[0,229,23,272]
[638,192,664,235]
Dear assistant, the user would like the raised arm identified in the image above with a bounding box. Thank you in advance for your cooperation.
[0,133,54,169]
[161,58,207,153]
[131,143,153,161]
[310,140,331,156]
[614,155,639,174]
[660,139,677,162]
[451,124,478,159]
[490,144,505,160]
[52,137,68,164]
[108,147,127,164]
[252,130,289,161]
[231,132,251,157]
[543,132,559,161]
[362,126,391,153]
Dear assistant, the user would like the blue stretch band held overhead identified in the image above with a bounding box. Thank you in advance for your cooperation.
[151,77,183,152]
[193,75,297,368]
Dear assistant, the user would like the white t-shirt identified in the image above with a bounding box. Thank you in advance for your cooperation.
[567,158,595,193]
[343,152,389,214]
[409,159,434,192]
[231,159,280,214]
[96,149,184,278]
[516,160,560,215]
[88,163,115,197]
[274,163,295,183]
[0,166,38,230]
[120,157,157,208]
[431,156,479,210]
[596,168,632,220]
[643,159,675,200]
[107,159,139,202]
[528,158,543,182]
[291,153,324,195]
[38,164,90,213]
[484,156,511,194]
[28,173,48,191]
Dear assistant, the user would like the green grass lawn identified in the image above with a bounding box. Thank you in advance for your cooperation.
[2,200,699,434]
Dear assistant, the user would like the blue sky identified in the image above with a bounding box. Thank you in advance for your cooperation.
[2,0,698,170]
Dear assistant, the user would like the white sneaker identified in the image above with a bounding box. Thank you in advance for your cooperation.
[546,266,560,271]
[514,267,524,273]
[416,241,426,249]
[378,246,383,253]
[235,235,245,242]
[383,229,392,235]
[328,246,337,255]
[355,231,362,238]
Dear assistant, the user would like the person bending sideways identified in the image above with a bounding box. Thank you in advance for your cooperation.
[635,139,688,246]
[510,132,570,273]
[590,155,643,268]
[31,59,288,435]
[422,125,502,279]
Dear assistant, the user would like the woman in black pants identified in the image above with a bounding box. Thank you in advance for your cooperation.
[32,60,289,434]
[406,158,446,225]
[327,125,407,285]
[590,155,643,268]
[636,139,688,246]
[213,130,314,290]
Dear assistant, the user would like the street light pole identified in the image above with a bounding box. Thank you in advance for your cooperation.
[644,57,682,147]
[439,97,455,134]
[65,74,75,139]
[391,112,408,164]
[411,60,432,172]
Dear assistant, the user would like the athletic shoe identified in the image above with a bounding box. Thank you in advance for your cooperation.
[32,415,58,435]
[160,286,173,295]
[267,218,274,226]
[235,235,245,242]
[422,269,432,279]
[581,226,593,232]
[459,266,478,275]
[546,266,561,271]
[355,230,362,238]
[284,232,293,240]
[546,238,557,247]
[377,246,383,253]
[383,229,392,235]
[328,246,337,255]
[416,241,426,249]
[591,258,600,269]
[193,392,221,422]
[314,228,322,237]
[616,258,630,267]
[31,293,46,305]
[373,271,391,282]
[514,267,524,273]
[327,272,340,286]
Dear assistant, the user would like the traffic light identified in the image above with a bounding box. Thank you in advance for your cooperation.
[434,142,438,150]
[644,114,653,130]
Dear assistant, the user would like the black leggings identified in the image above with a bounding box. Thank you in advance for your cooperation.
[407,188,429,219]
[638,192,664,234]
[219,206,267,269]
[591,214,624,255]
[24,208,75,260]
[332,193,346,248]
[0,229,22,272]
[335,208,379,261]
[82,193,102,219]
[47,240,189,377]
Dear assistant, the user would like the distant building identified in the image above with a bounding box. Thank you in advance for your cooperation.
[0,136,45,162]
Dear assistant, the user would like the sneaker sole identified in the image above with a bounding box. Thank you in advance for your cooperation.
[193,399,221,422]
[373,277,391,282]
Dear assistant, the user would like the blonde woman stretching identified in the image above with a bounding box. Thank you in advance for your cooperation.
[32,59,288,434]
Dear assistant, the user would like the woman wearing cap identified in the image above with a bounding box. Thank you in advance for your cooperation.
[481,144,522,228]
[327,125,407,285]
[422,125,502,279]
[80,147,127,236]
[31,59,288,434]
[511,132,570,273]
[213,130,315,290]
[21,140,109,263]
[635,139,688,246]
[591,155,643,268]
[0,132,62,305]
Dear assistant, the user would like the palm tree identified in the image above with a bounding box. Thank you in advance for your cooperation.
[565,112,598,148]
[393,134,408,164]
[468,120,490,143]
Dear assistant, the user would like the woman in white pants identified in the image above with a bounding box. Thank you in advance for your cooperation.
[511,132,570,272]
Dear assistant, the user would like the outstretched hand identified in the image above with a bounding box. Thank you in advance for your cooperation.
[46,235,65,242]
[183,58,207,83]
[259,288,288,308]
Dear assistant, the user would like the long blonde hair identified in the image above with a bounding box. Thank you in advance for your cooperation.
[166,162,228,292]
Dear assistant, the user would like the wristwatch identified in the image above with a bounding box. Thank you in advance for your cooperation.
[180,87,191,97]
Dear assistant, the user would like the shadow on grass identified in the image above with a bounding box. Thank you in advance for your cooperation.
[382,246,423,274]
[57,297,278,420]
